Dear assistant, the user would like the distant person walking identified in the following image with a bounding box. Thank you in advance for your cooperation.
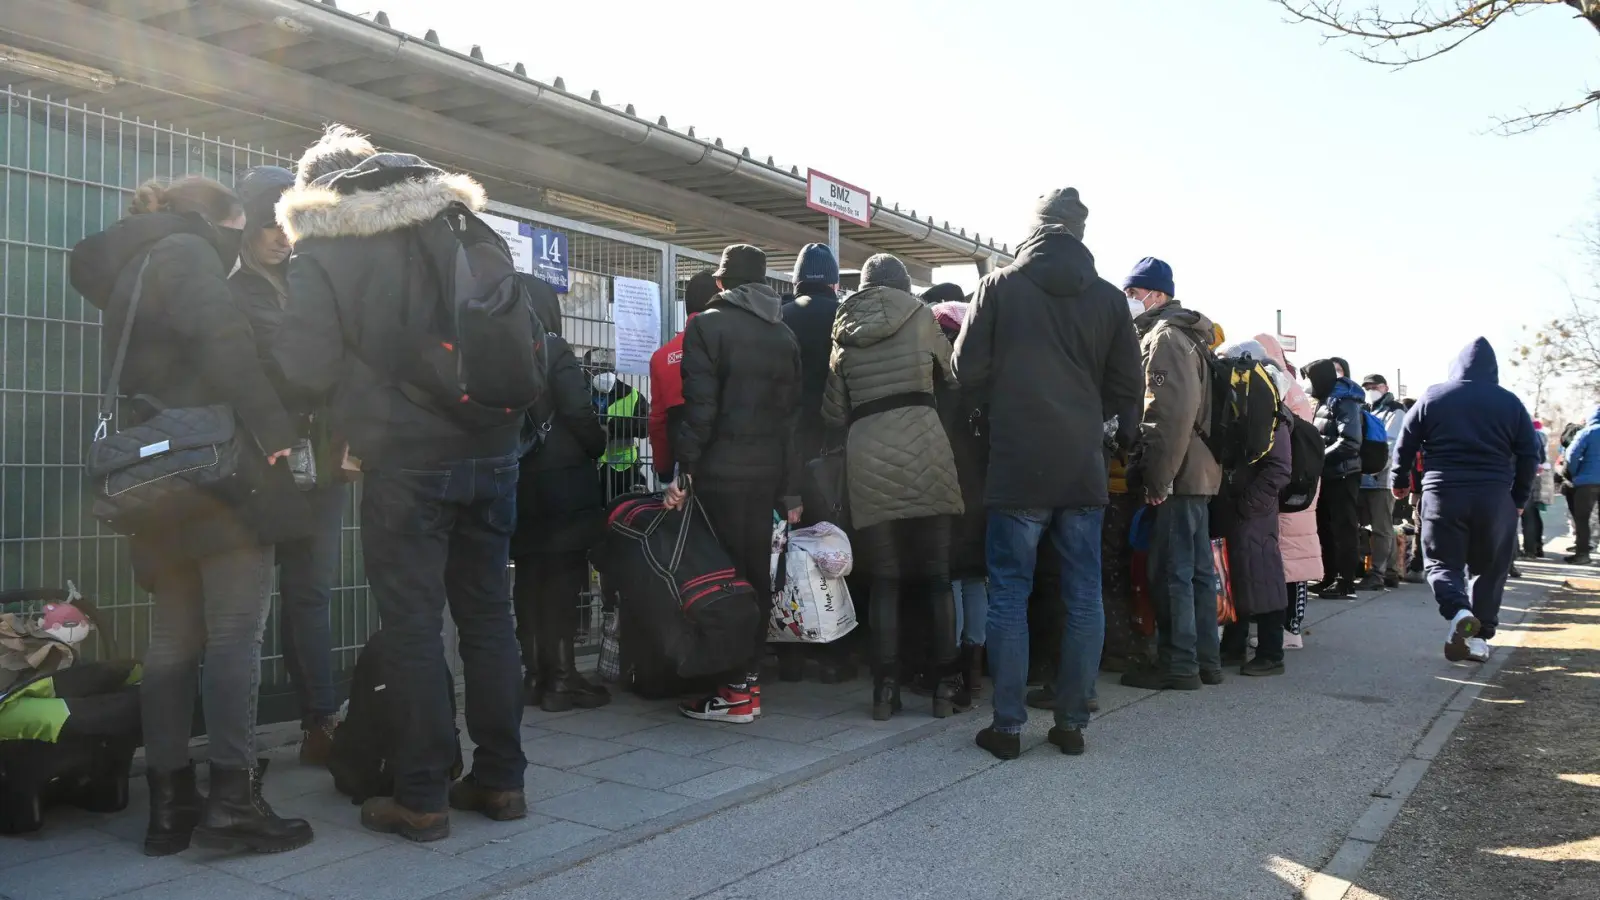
[1393,338,1538,663]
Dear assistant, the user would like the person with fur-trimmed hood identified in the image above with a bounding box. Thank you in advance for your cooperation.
[274,126,527,843]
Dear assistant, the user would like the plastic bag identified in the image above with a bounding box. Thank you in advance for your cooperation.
[768,521,858,644]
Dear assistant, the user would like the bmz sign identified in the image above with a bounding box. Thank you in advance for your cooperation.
[806,169,872,229]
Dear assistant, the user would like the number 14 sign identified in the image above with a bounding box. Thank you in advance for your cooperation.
[531,227,569,294]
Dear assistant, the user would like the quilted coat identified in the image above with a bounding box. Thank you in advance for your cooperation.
[821,285,963,530]
[1256,334,1324,585]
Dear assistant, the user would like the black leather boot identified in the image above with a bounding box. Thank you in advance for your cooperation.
[537,637,611,712]
[963,644,984,701]
[144,764,204,857]
[870,577,902,721]
[872,674,903,721]
[192,760,314,854]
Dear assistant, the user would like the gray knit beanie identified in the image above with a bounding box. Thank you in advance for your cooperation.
[859,253,911,292]
[1033,187,1089,239]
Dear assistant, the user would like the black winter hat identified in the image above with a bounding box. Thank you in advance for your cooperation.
[1033,187,1089,239]
[920,282,966,306]
[236,165,294,230]
[684,270,719,315]
[860,254,911,293]
[713,243,767,284]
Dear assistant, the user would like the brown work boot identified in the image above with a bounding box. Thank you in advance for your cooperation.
[360,797,450,843]
[448,774,528,822]
[299,717,338,767]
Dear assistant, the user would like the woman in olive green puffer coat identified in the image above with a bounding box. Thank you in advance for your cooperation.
[821,254,965,721]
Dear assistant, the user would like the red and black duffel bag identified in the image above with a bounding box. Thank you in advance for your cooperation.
[598,492,759,680]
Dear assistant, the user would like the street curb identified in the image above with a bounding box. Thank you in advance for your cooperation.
[1300,582,1544,900]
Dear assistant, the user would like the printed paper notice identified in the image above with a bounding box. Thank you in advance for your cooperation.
[612,277,661,376]
[478,212,535,275]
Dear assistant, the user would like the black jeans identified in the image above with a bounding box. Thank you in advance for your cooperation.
[1572,485,1599,555]
[1317,473,1363,581]
[512,551,589,679]
[361,454,526,813]
[857,516,956,677]
[277,483,345,726]
[698,487,778,677]
[1520,504,1545,556]
[1221,610,1287,663]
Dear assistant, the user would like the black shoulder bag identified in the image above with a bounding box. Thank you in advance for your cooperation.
[86,256,247,535]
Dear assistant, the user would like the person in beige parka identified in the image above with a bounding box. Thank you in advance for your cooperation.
[821,254,965,721]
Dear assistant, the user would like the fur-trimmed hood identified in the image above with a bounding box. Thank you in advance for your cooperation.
[276,153,486,243]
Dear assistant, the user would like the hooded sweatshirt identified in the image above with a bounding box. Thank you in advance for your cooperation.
[1394,338,1539,507]
[820,285,963,529]
[1133,298,1222,500]
[1305,359,1366,479]
[952,225,1143,509]
[1562,406,1600,487]
[673,282,803,506]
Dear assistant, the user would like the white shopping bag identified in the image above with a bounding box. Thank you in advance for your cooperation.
[768,521,858,644]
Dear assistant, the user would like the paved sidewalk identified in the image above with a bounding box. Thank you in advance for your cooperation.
[0,568,1569,900]
[0,670,952,900]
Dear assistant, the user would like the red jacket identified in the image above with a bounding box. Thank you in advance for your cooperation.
[648,313,695,478]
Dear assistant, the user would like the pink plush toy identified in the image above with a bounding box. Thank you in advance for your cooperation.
[37,583,92,645]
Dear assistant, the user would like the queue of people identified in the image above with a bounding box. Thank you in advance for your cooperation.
[65,124,1551,856]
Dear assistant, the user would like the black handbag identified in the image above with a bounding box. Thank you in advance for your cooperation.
[85,256,246,535]
[802,447,850,530]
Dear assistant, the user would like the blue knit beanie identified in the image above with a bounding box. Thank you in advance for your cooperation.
[793,242,840,286]
[1123,257,1175,298]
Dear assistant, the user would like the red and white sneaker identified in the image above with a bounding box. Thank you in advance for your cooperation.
[681,679,758,723]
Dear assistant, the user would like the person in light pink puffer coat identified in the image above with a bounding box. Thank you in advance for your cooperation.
[1256,335,1323,648]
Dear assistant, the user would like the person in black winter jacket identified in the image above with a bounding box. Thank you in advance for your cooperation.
[665,243,803,724]
[512,324,611,712]
[1305,358,1366,598]
[68,175,313,856]
[953,188,1144,761]
[230,165,345,768]
[782,243,842,467]
[275,126,526,841]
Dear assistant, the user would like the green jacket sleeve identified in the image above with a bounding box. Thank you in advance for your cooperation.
[1136,325,1204,502]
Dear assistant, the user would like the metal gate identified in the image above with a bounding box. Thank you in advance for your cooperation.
[0,86,794,717]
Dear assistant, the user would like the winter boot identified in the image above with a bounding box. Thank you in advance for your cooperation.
[144,764,204,857]
[536,637,611,713]
[191,760,314,854]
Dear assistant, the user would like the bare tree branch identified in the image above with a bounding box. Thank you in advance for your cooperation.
[1274,1,1600,130]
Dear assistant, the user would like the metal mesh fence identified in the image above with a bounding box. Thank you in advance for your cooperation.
[0,85,808,695]
[0,87,372,712]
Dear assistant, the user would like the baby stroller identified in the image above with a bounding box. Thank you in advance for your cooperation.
[0,585,141,835]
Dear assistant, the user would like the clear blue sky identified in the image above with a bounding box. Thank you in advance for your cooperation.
[375,0,1599,397]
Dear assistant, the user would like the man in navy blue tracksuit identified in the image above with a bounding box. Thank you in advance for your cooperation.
[1393,338,1538,663]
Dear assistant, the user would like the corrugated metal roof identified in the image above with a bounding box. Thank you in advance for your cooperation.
[1,0,1013,275]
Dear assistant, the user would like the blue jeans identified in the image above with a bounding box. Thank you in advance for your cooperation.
[361,454,527,813]
[952,577,988,646]
[1148,496,1219,678]
[277,483,345,725]
[986,507,1105,733]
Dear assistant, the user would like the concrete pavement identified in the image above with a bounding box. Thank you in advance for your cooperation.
[496,572,1561,900]
[0,562,1566,900]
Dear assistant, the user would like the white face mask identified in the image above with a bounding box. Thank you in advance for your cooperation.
[593,372,617,393]
[1364,388,1385,405]
[1127,297,1145,318]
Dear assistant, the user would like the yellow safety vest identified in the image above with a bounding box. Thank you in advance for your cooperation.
[601,390,640,470]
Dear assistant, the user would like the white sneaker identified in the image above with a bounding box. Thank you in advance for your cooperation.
[1283,632,1304,650]
[1465,637,1491,662]
[1444,609,1481,662]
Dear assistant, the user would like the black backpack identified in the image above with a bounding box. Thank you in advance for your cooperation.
[329,630,462,803]
[397,203,549,431]
[1189,336,1281,472]
[1280,408,1325,513]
